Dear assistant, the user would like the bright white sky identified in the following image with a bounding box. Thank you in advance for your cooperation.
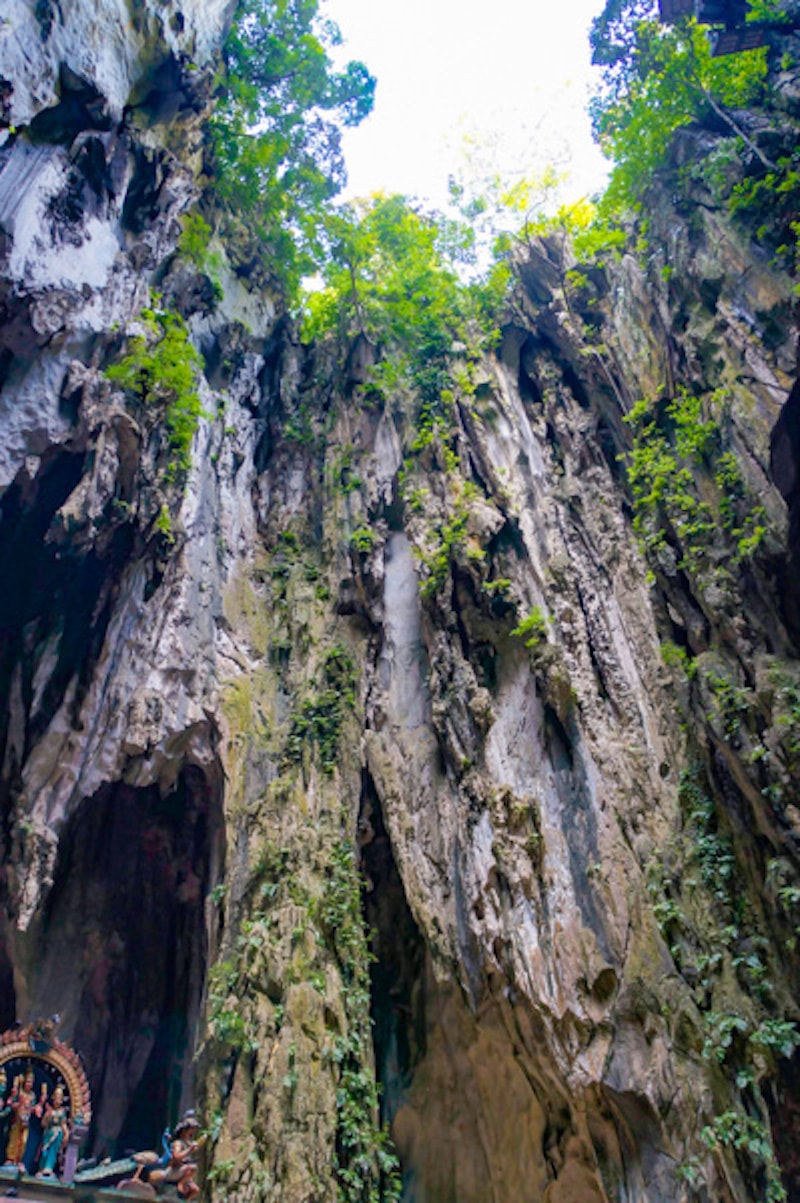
[325,0,610,210]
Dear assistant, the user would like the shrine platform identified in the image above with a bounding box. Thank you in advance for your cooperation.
[0,1169,141,1202]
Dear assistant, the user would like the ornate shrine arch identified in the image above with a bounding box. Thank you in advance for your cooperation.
[0,1020,91,1126]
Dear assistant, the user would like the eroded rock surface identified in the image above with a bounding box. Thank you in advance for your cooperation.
[0,1,799,1201]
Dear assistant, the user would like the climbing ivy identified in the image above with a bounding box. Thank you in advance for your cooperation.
[701,1111,787,1202]
[623,389,767,582]
[284,646,356,774]
[510,606,548,651]
[350,527,378,555]
[727,154,800,272]
[207,957,257,1053]
[647,767,797,1200]
[412,472,486,602]
[316,839,402,1203]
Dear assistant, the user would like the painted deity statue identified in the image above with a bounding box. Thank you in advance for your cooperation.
[0,1071,10,1162]
[5,1070,36,1166]
[37,1085,69,1177]
[148,1111,204,1200]
[23,1082,49,1173]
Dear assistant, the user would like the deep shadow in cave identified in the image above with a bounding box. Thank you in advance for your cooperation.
[770,1050,800,1203]
[359,774,553,1202]
[0,446,135,817]
[771,375,800,650]
[359,772,427,1143]
[19,765,222,1157]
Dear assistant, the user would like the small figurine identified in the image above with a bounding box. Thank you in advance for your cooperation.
[118,1150,160,1197]
[0,1071,10,1157]
[28,1017,59,1054]
[37,1085,70,1177]
[5,1068,36,1166]
[22,1080,48,1172]
[148,1111,205,1200]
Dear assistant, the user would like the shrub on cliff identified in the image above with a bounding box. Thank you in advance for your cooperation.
[106,305,203,483]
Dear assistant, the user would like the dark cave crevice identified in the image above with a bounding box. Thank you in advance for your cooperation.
[357,775,603,1202]
[0,926,15,1032]
[18,764,223,1158]
[771,375,800,649]
[359,773,426,1134]
[28,67,112,145]
[0,449,86,800]
[0,449,136,815]
[359,774,558,1203]
[770,1050,800,1202]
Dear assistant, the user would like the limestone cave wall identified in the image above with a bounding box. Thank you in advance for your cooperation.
[1,2,800,1201]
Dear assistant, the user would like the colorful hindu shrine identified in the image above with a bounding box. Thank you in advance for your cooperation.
[0,1023,201,1200]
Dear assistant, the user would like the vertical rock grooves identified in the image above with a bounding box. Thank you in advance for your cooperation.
[2,2,800,1200]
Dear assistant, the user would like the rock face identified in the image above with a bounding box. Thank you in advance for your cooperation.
[1,2,800,1201]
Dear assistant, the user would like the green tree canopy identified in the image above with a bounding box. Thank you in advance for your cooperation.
[304,195,474,393]
[211,0,375,293]
[588,0,770,211]
[303,194,507,405]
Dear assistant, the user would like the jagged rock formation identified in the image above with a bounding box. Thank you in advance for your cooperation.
[2,2,800,1201]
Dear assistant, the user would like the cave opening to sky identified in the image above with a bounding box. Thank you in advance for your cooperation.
[325,0,609,210]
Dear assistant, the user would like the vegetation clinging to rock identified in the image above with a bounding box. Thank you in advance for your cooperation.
[105,304,204,484]
[316,838,402,1203]
[589,0,772,213]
